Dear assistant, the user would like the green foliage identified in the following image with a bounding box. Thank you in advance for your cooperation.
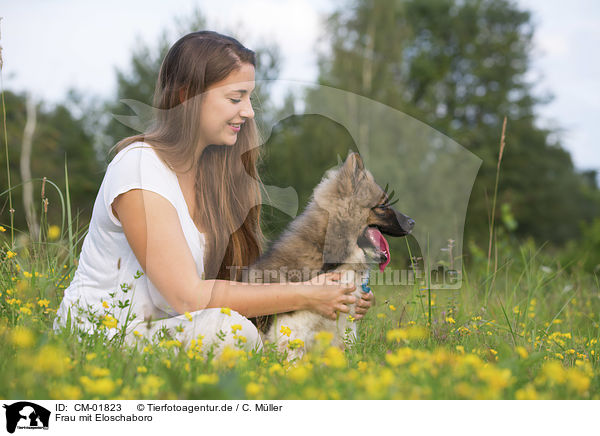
[1,229,599,399]
[564,218,600,274]
[310,0,600,245]
[0,91,102,235]
[259,115,357,239]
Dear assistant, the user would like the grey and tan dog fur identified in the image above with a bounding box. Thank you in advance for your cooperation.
[247,152,414,359]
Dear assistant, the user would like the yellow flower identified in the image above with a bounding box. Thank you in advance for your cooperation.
[269,363,284,376]
[456,345,465,354]
[19,306,32,315]
[0,225,6,232]
[389,304,396,311]
[140,375,163,397]
[566,369,590,394]
[515,384,538,400]
[377,313,387,319]
[102,315,118,329]
[246,382,262,397]
[220,307,231,316]
[102,301,109,309]
[185,312,193,321]
[322,346,346,368]
[89,366,111,378]
[23,271,32,278]
[357,361,368,372]
[231,324,242,333]
[85,353,97,361]
[137,366,148,374]
[52,385,82,400]
[161,339,182,349]
[347,315,356,322]
[133,331,142,338]
[6,250,16,259]
[445,316,456,324]
[287,365,309,383]
[288,339,305,350]
[516,346,528,359]
[234,334,247,343]
[387,329,407,342]
[79,376,115,397]
[387,326,427,343]
[37,299,50,308]
[11,327,35,348]
[539,361,566,385]
[196,374,219,385]
[48,225,60,240]
[386,348,414,367]
[215,346,246,369]
[314,331,334,345]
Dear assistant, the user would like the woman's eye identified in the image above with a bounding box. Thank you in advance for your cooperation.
[230,98,241,104]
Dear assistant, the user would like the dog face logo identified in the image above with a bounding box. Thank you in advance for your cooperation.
[2,402,50,434]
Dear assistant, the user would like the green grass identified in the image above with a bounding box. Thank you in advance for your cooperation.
[1,223,599,399]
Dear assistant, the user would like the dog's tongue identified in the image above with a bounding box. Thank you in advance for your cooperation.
[366,227,391,272]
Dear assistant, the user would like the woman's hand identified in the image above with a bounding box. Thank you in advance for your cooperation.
[354,291,375,320]
[302,272,356,320]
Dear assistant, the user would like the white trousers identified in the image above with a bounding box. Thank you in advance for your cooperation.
[124,308,263,353]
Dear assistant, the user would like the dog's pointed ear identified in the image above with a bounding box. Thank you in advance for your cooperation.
[343,151,364,173]
[344,152,365,188]
[337,151,366,195]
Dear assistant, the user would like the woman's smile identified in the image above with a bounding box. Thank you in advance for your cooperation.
[228,122,243,133]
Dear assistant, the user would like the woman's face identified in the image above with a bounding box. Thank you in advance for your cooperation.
[198,63,255,147]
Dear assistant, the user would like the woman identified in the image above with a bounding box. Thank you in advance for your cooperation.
[54,31,373,353]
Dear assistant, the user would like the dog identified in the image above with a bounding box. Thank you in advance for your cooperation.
[246,152,414,359]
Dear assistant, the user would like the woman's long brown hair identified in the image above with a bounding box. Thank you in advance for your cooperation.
[112,31,264,280]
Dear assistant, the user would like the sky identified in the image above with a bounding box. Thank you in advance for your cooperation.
[2,0,599,178]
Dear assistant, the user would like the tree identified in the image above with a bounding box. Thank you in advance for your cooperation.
[310,0,600,245]
[0,90,103,237]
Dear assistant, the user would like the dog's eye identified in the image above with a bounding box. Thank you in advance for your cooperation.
[380,183,399,208]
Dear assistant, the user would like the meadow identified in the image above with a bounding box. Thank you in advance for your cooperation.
[1,218,598,400]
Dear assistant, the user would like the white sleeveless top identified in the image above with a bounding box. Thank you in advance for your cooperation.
[54,141,206,334]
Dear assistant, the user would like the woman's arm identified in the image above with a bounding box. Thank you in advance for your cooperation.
[112,189,356,319]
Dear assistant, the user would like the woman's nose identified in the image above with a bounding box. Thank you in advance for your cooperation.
[240,99,254,119]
